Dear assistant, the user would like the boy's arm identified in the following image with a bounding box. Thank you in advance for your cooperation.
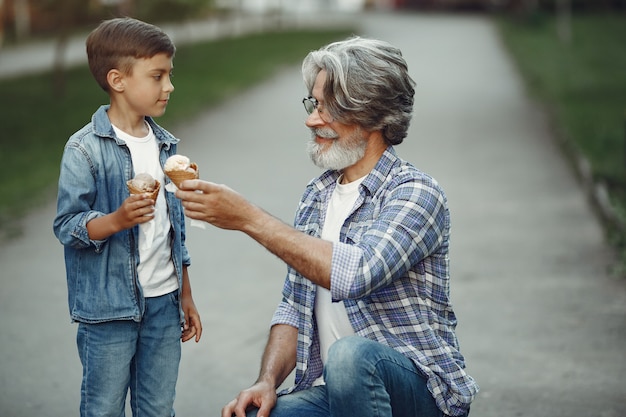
[181,265,202,343]
[55,141,155,245]
[86,194,155,240]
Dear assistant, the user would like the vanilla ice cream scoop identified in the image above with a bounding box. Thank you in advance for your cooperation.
[164,154,199,188]
[164,155,193,172]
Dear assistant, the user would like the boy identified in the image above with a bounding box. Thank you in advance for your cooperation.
[53,17,202,417]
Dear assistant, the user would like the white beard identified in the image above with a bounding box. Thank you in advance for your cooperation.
[307,127,367,171]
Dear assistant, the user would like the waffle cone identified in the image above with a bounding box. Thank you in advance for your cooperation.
[127,179,161,200]
[165,163,199,188]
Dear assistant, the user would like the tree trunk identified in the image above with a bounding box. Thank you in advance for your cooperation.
[14,0,29,41]
[0,0,5,48]
[53,30,68,97]
[556,0,572,43]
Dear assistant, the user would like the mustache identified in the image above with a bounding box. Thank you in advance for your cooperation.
[310,127,339,139]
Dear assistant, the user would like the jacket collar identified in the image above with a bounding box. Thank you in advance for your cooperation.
[92,105,179,150]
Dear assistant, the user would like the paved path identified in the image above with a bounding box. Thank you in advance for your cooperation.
[1,11,625,417]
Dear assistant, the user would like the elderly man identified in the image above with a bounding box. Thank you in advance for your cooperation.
[177,36,478,417]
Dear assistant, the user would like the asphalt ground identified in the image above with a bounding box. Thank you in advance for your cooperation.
[1,11,625,417]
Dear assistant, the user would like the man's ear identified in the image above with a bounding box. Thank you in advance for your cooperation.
[107,69,125,93]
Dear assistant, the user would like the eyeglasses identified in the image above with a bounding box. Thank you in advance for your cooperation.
[302,96,334,123]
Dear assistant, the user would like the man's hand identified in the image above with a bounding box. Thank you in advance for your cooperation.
[176,180,254,231]
[221,380,277,417]
[176,179,333,289]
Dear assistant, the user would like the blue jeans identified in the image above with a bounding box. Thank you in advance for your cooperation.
[76,291,182,417]
[246,336,464,417]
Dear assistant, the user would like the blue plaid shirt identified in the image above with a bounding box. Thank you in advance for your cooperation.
[271,147,478,416]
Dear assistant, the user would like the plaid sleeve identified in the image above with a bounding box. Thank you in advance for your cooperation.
[270,298,300,328]
[330,172,448,301]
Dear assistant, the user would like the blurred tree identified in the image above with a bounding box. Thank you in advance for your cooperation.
[14,0,29,41]
[505,0,540,22]
[39,0,93,96]
[135,0,214,22]
[33,0,214,95]
[118,0,137,15]
[521,0,538,16]
[539,0,625,10]
[0,0,4,47]
[556,0,571,43]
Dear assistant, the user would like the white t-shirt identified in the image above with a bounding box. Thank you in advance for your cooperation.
[113,122,179,297]
[313,174,365,386]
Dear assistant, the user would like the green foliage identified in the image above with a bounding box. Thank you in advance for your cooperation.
[536,0,626,11]
[135,0,215,22]
[0,28,352,233]
[496,13,626,273]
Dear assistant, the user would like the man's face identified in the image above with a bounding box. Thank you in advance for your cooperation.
[305,70,367,171]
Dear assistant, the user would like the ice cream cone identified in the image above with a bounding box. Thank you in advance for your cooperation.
[127,179,161,200]
[165,162,199,188]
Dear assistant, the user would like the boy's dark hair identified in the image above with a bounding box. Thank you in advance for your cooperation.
[86,17,176,92]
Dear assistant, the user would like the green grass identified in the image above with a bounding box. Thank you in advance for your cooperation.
[496,12,626,273]
[0,28,353,236]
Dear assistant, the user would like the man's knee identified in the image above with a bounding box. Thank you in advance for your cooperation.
[325,336,380,382]
[328,336,378,365]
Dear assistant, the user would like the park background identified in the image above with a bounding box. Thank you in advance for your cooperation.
[0,0,624,271]
[0,1,624,416]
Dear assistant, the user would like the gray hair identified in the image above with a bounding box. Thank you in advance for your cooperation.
[302,36,415,145]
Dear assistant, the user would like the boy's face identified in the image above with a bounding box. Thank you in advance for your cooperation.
[119,52,174,118]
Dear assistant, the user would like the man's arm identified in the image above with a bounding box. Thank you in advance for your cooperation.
[222,324,298,417]
[256,324,298,389]
[177,180,333,289]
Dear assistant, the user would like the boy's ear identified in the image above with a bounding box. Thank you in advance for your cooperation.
[107,69,125,93]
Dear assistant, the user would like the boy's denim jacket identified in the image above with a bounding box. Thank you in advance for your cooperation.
[53,105,190,324]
